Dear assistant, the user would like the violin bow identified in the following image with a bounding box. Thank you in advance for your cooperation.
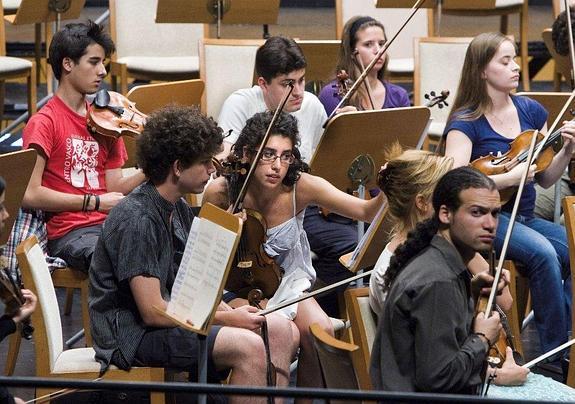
[324,0,427,123]
[231,82,294,213]
[566,0,575,87]
[483,130,538,317]
[352,50,376,110]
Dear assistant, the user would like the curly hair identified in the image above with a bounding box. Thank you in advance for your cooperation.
[49,20,115,80]
[227,111,309,203]
[383,166,496,293]
[137,105,224,184]
[552,9,575,56]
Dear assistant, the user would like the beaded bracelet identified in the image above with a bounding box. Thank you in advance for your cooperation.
[474,332,492,348]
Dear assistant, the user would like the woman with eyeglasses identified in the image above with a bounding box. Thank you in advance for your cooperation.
[204,110,384,393]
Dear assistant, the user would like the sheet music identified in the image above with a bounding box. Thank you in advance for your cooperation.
[168,217,237,329]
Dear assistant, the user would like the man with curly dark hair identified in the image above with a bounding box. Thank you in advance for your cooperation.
[552,3,575,57]
[89,105,298,400]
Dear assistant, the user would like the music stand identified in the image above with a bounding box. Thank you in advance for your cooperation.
[156,203,242,404]
[311,107,430,283]
[4,0,86,93]
[0,149,36,246]
[156,0,279,38]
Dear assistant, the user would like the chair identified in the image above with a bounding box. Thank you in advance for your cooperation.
[562,196,575,387]
[437,1,530,90]
[0,0,36,123]
[1,150,91,375]
[123,79,205,169]
[343,287,377,391]
[335,0,433,81]
[16,236,165,403]
[413,36,472,149]
[109,0,205,95]
[542,28,573,91]
[309,322,361,404]
[199,38,263,119]
[516,92,575,128]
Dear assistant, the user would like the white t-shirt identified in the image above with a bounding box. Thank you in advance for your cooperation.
[217,85,327,163]
[369,242,393,317]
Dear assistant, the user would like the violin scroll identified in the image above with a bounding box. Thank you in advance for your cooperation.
[212,157,249,178]
[333,70,352,99]
[424,90,450,109]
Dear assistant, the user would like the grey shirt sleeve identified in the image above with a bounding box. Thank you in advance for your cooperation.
[406,280,487,392]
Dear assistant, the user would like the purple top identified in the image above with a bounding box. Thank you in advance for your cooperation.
[318,79,410,116]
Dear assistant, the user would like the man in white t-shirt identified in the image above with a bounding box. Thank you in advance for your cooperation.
[217,36,326,163]
[217,37,357,317]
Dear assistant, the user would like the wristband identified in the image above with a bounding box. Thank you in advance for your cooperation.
[82,194,89,212]
[94,194,100,212]
[474,332,491,347]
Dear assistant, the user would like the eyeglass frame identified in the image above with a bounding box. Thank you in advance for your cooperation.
[257,147,295,165]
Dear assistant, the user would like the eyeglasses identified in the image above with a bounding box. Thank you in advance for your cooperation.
[260,148,295,165]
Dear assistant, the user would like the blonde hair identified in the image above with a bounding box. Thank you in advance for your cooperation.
[378,143,454,237]
[336,16,388,110]
[448,32,515,122]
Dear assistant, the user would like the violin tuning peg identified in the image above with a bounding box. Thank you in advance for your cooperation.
[444,102,449,107]
[430,91,436,97]
[424,94,430,100]
[438,104,444,109]
[570,108,575,116]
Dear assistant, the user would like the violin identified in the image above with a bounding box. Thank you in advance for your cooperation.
[212,157,283,298]
[475,249,523,368]
[86,90,147,139]
[0,269,33,339]
[471,128,564,203]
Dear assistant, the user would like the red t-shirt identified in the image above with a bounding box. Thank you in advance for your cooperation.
[23,95,128,239]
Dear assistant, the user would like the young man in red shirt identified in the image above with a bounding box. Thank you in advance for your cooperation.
[22,21,145,272]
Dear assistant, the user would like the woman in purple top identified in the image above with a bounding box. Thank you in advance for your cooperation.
[318,16,410,116]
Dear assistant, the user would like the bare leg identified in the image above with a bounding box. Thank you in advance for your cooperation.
[293,297,333,402]
[266,313,300,387]
[211,326,267,404]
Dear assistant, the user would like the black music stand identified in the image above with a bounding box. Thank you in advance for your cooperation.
[156,0,279,39]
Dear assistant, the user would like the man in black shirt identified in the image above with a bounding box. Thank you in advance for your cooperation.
[89,106,298,401]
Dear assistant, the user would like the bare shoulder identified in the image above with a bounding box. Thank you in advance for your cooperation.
[203,177,230,210]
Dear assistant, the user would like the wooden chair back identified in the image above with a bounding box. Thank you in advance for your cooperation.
[562,195,575,387]
[127,79,205,115]
[199,38,263,119]
[123,79,205,169]
[0,149,37,245]
[516,92,575,129]
[335,0,432,76]
[17,235,63,376]
[414,36,472,138]
[310,322,361,404]
[344,287,377,391]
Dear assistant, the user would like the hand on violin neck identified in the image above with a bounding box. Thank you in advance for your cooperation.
[11,289,37,324]
[473,311,502,347]
[335,106,357,114]
[492,346,529,386]
[471,270,509,301]
[560,120,575,155]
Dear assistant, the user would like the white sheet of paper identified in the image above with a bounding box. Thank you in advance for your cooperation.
[167,217,237,329]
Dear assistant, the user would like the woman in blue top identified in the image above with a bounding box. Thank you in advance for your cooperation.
[444,32,575,359]
[318,16,410,116]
